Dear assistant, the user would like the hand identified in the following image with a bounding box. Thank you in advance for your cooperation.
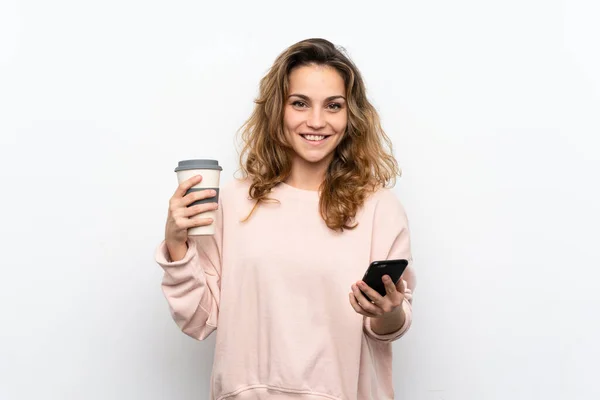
[349,275,405,318]
[165,174,219,247]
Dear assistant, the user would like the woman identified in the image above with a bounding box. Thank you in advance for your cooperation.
[156,38,416,400]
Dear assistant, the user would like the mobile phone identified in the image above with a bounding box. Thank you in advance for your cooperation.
[360,259,408,301]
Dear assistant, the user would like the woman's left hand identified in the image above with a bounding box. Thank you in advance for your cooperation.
[349,275,405,318]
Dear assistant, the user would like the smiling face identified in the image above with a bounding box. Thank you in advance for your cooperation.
[283,64,348,172]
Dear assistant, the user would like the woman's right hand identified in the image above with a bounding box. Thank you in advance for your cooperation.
[164,174,219,260]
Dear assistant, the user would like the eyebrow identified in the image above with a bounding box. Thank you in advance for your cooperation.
[288,93,346,102]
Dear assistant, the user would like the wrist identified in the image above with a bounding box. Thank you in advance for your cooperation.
[165,239,188,262]
[370,305,406,335]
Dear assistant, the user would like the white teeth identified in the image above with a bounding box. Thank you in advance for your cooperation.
[304,135,326,141]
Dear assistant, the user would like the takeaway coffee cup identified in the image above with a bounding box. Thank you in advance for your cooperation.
[174,159,223,235]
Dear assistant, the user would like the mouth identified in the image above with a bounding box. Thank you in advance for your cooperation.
[299,133,331,144]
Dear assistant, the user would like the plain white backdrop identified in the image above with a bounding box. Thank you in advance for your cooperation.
[1,0,599,399]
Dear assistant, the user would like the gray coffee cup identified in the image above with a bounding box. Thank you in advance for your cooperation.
[175,159,222,235]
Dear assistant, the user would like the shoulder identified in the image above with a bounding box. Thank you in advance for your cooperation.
[365,187,406,212]
[219,177,254,213]
[362,187,409,225]
[221,176,251,197]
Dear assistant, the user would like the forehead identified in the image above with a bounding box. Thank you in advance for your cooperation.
[288,64,345,96]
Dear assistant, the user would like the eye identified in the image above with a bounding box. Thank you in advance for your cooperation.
[327,103,342,111]
[292,101,308,108]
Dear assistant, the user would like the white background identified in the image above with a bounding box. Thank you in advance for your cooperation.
[1,0,599,399]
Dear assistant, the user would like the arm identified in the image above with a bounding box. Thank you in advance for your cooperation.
[363,190,416,342]
[155,201,224,341]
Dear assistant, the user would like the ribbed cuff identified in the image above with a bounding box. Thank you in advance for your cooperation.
[155,239,197,266]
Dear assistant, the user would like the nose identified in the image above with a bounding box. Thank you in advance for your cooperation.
[306,108,326,130]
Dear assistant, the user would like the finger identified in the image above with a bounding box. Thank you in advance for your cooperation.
[182,216,214,229]
[181,189,218,207]
[174,175,203,198]
[357,281,385,307]
[352,284,383,316]
[382,275,398,296]
[180,202,219,218]
[348,293,379,318]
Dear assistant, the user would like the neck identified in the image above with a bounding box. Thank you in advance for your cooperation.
[285,155,331,191]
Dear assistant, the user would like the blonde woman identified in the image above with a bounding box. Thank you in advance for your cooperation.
[157,38,416,400]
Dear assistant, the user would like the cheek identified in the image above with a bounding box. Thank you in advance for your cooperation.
[283,109,303,131]
[333,113,348,134]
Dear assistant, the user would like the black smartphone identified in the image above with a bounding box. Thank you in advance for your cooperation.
[360,259,408,301]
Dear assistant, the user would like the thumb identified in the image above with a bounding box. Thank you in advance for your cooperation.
[395,278,406,294]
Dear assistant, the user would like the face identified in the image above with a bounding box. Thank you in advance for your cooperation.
[283,64,348,168]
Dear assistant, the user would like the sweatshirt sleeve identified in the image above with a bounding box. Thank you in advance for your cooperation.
[363,190,416,343]
[155,200,223,341]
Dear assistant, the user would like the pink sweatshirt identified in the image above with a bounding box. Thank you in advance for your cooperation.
[155,179,416,400]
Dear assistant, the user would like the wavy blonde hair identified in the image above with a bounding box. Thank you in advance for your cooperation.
[238,38,400,231]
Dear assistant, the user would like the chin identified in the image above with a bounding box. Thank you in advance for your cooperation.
[295,150,334,165]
